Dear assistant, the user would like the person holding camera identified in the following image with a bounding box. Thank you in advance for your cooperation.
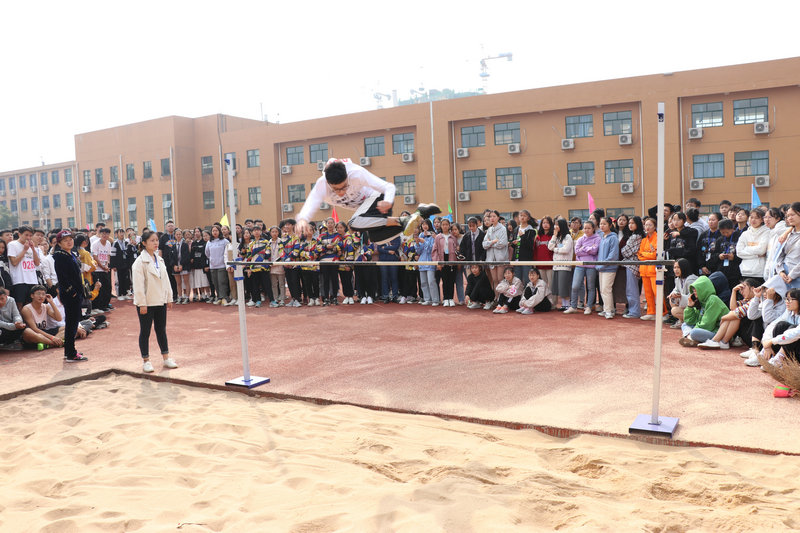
[679,275,729,347]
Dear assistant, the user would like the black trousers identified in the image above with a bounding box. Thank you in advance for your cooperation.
[168,271,177,300]
[117,266,132,296]
[399,269,419,298]
[247,270,272,303]
[320,264,340,300]
[300,270,319,299]
[137,304,169,358]
[339,269,354,297]
[63,296,82,358]
[92,270,112,310]
[498,294,522,310]
[355,264,378,298]
[285,268,302,301]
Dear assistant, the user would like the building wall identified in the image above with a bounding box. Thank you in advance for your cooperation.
[1,57,799,232]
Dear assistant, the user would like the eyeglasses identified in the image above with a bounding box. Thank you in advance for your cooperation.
[329,179,349,193]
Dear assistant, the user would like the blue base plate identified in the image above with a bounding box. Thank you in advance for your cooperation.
[226,376,270,389]
[629,414,679,438]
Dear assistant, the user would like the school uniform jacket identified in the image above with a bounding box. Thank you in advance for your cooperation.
[459,229,486,262]
[53,248,84,302]
[132,251,173,307]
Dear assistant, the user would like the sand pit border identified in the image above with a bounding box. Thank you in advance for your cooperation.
[3,369,797,457]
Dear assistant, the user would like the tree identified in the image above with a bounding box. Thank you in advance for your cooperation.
[0,205,16,229]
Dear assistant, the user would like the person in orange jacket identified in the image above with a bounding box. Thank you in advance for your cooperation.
[638,217,667,320]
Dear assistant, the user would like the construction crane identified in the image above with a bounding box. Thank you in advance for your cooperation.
[479,52,513,93]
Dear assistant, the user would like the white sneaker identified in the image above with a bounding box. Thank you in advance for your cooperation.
[583,307,592,315]
[718,341,730,350]
[143,361,154,373]
[308,299,315,306]
[399,296,407,304]
[745,353,761,367]
[162,357,178,369]
[730,336,744,347]
[247,300,255,307]
[229,299,237,305]
[291,300,302,307]
[604,312,614,319]
[740,348,757,359]
[217,299,226,306]
[520,308,533,315]
[563,307,578,314]
[421,300,431,306]
[767,353,785,368]
[467,302,481,309]
[223,299,235,306]
[515,307,524,313]
[315,298,322,306]
[698,340,721,349]
[360,297,368,305]
[483,302,493,310]
[367,296,374,304]
[640,314,656,321]
[431,302,439,307]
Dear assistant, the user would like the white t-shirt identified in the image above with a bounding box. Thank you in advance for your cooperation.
[90,234,100,248]
[297,158,396,222]
[7,240,40,284]
[91,239,113,270]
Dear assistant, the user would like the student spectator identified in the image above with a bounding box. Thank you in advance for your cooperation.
[763,207,787,281]
[189,227,210,302]
[698,212,722,276]
[465,264,494,309]
[158,221,179,300]
[512,209,536,282]
[0,288,26,350]
[667,258,698,328]
[638,217,665,320]
[110,228,133,302]
[697,279,757,350]
[450,222,465,305]
[518,267,552,315]
[665,211,699,274]
[533,216,555,305]
[245,224,270,308]
[548,218,574,311]
[679,275,729,347]
[377,235,401,303]
[736,207,770,286]
[459,217,486,263]
[764,202,800,294]
[565,220,600,315]
[758,288,800,368]
[483,210,509,291]
[615,214,629,241]
[298,231,321,306]
[279,219,302,307]
[398,227,420,304]
[90,228,114,312]
[493,266,524,314]
[20,285,64,349]
[39,241,58,298]
[267,226,286,306]
[355,233,378,304]
[318,217,342,306]
[204,225,231,305]
[619,216,644,318]
[686,207,709,237]
[718,200,733,219]
[8,225,42,309]
[0,240,13,290]
[416,220,439,306]
[741,285,787,364]
[431,218,458,307]
[734,208,750,236]
[708,219,742,290]
[595,217,619,319]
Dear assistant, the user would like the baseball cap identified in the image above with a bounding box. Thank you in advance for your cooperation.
[56,229,73,242]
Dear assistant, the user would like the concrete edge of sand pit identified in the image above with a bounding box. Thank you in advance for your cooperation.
[2,368,797,458]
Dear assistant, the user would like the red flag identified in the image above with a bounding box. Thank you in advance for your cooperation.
[332,206,339,224]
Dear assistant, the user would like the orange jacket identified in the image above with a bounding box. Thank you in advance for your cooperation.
[638,232,658,277]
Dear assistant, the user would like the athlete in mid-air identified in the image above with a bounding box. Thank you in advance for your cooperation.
[295,158,440,243]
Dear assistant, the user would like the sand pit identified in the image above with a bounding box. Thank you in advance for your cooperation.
[2,375,799,532]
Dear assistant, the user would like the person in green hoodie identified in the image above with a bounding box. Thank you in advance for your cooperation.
[679,275,730,347]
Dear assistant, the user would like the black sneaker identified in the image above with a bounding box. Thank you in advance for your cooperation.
[416,203,441,219]
[0,340,23,351]
[65,353,88,362]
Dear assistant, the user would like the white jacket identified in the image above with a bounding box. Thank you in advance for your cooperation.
[132,250,173,307]
[482,224,509,263]
[547,234,574,271]
[520,279,551,309]
[736,224,770,277]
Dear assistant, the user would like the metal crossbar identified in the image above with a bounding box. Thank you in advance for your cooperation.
[226,259,673,268]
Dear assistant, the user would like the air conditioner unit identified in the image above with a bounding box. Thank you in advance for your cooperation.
[319,202,330,210]
[316,161,325,171]
[65,181,72,187]
[754,175,770,188]
[618,134,633,145]
[507,143,521,154]
[561,139,575,150]
[32,209,39,216]
[457,191,471,202]
[359,156,371,166]
[109,182,118,189]
[82,186,90,193]
[280,165,292,175]
[30,186,37,193]
[43,209,50,215]
[282,203,293,212]
[456,147,469,158]
[401,152,415,163]
[0,191,5,197]
[41,185,48,191]
[403,194,416,205]
[620,183,634,194]
[9,189,16,196]
[689,179,704,191]
[102,213,110,220]
[68,205,74,211]
[509,188,523,199]
[562,185,577,197]
[688,127,703,139]
[754,122,769,134]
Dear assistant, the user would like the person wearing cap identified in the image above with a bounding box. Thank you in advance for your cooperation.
[52,230,88,362]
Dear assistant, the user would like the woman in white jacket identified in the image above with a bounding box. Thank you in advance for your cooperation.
[547,218,574,310]
[736,208,770,284]
[132,229,177,373]
[482,210,509,291]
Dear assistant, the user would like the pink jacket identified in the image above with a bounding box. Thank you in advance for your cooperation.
[431,233,459,262]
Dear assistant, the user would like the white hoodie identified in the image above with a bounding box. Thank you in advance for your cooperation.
[736,223,770,277]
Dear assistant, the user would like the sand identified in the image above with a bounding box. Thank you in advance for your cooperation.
[1,375,798,533]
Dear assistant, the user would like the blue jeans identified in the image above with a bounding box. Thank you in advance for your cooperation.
[625,269,641,317]
[570,266,597,309]
[380,264,400,300]
[455,266,465,302]
[681,323,716,342]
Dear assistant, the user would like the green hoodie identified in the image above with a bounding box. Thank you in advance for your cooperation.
[682,275,728,333]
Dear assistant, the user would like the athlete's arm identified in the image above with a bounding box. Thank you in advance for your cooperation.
[296,177,326,237]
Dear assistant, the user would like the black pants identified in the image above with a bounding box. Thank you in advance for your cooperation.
[92,270,112,310]
[137,305,169,358]
[250,270,272,302]
[355,264,378,298]
[63,296,82,358]
[440,255,455,300]
[300,270,319,300]
[467,276,494,304]
[320,264,340,300]
[117,266,132,296]
[399,269,419,298]
[498,294,522,310]
[285,268,302,301]
[206,269,216,298]
[348,193,403,245]
[338,269,354,297]
[168,271,177,300]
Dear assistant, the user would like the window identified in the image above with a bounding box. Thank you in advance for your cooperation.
[144,195,154,221]
[143,161,152,179]
[51,170,59,184]
[85,202,92,224]
[568,209,590,221]
[20,174,26,188]
[40,172,48,186]
[53,194,61,208]
[30,174,36,187]
[0,179,4,192]
[606,207,635,217]
[10,200,17,212]
[364,136,385,157]
[8,177,15,190]
[286,146,304,166]
[126,163,135,181]
[392,133,415,154]
[461,126,485,148]
[565,114,593,138]
[567,162,595,185]
[95,168,103,185]
[31,197,38,211]
[203,191,215,209]
[734,151,769,177]
[54,218,63,230]
[692,102,723,128]
[224,152,237,170]
[127,198,137,231]
[110,165,118,182]
[112,199,121,228]
[604,159,634,183]
[66,193,74,207]
[493,122,520,145]
[225,189,238,210]
[309,143,328,163]
[82,170,91,187]
[462,169,487,191]
[733,97,768,125]
[63,168,71,183]
[693,154,724,178]
[603,111,632,135]
[393,175,416,195]
[162,193,172,223]
[42,196,50,209]
[247,149,260,168]
[201,156,213,175]
[160,158,170,177]
[68,217,75,228]
[97,200,105,220]
[288,184,305,203]
[248,186,262,205]
[495,167,522,189]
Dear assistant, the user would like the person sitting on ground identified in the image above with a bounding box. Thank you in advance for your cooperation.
[20,285,64,349]
[679,275,729,347]
[668,258,698,329]
[0,288,27,350]
[758,288,800,369]
[464,264,494,310]
[517,267,552,315]
[741,285,787,365]
[698,279,758,350]
[493,266,524,314]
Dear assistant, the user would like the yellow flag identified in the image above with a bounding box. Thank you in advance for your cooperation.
[220,213,229,227]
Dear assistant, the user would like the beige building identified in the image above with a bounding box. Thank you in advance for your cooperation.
[2,56,799,232]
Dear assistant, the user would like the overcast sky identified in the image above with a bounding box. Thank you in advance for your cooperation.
[3,0,798,170]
